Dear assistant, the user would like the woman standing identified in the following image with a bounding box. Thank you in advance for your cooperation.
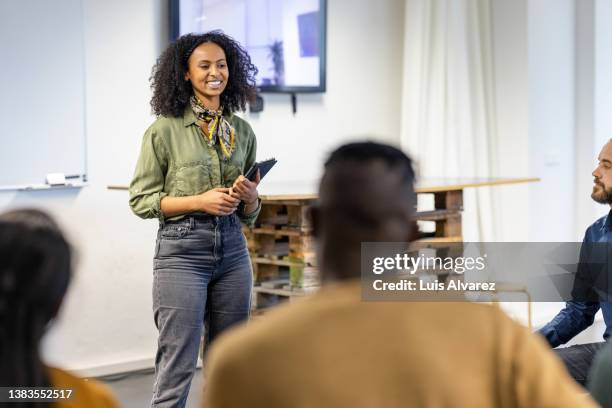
[129,31,261,407]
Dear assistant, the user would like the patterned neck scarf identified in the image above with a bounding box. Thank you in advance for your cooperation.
[190,96,236,160]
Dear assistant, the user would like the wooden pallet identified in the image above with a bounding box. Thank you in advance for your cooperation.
[246,234,315,259]
[433,190,463,238]
[252,259,319,288]
[247,190,466,311]
[256,201,313,229]
[252,262,289,284]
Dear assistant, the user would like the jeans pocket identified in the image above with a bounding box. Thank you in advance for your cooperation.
[159,220,191,240]
[153,238,161,259]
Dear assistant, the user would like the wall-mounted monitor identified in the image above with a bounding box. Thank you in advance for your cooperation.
[170,0,327,93]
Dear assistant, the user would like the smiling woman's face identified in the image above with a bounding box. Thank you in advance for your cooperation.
[185,41,229,109]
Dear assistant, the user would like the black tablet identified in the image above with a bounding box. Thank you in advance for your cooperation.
[245,158,277,182]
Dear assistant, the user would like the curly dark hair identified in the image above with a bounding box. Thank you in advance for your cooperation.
[150,31,258,117]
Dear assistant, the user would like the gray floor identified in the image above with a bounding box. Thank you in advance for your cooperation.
[101,368,203,408]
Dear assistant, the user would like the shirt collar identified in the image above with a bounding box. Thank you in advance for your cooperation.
[601,209,612,233]
[182,103,233,127]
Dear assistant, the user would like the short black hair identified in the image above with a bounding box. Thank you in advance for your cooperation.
[325,141,416,186]
[150,31,258,117]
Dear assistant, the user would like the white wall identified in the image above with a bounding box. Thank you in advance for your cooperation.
[528,0,576,242]
[0,0,405,375]
[490,0,530,242]
[575,0,597,237]
[249,0,406,193]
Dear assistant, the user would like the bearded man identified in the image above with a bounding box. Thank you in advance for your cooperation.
[538,139,612,385]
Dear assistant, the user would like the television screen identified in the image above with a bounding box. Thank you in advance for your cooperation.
[170,0,327,93]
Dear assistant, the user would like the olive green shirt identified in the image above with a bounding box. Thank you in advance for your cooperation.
[129,105,261,225]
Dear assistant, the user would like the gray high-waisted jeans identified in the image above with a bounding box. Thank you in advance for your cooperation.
[150,213,252,408]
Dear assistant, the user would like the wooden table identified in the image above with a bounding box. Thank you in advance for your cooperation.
[108,178,540,311]
[245,177,539,310]
[253,177,539,241]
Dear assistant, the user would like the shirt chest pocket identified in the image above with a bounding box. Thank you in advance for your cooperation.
[175,163,212,196]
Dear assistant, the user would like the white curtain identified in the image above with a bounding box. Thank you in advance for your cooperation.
[400,0,501,241]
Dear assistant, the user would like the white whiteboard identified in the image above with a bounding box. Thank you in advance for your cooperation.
[0,0,87,188]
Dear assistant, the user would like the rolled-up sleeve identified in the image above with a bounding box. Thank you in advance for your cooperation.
[537,231,603,347]
[537,301,600,347]
[239,199,262,227]
[238,128,261,227]
[129,127,169,222]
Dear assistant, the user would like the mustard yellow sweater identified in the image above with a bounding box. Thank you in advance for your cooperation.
[49,367,119,408]
[204,280,597,408]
